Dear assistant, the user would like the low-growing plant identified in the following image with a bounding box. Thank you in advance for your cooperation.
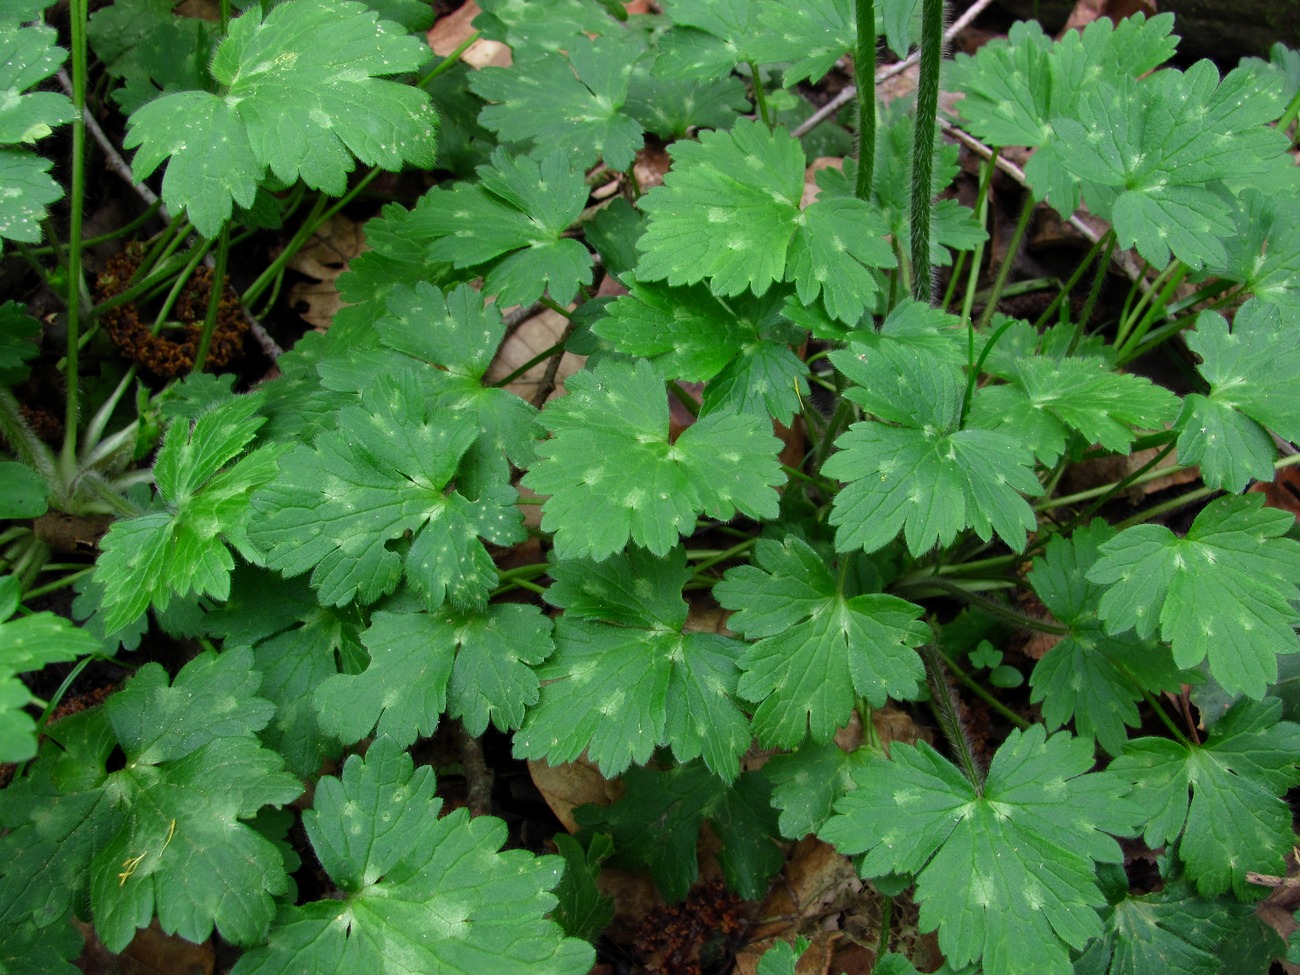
[3,0,1300,972]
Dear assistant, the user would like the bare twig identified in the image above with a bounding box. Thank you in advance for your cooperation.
[458,722,495,818]
[1246,871,1300,888]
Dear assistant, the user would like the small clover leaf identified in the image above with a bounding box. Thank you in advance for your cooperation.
[523,358,784,561]
[820,726,1139,975]
[124,0,438,237]
[714,535,928,747]
[1110,698,1300,897]
[1087,494,1300,699]
[231,737,594,975]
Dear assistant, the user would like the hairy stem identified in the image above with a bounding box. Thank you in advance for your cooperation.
[61,0,90,473]
[908,0,946,301]
[921,645,985,792]
[854,0,877,198]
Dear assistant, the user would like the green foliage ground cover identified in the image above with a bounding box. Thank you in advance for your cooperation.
[2,0,1300,972]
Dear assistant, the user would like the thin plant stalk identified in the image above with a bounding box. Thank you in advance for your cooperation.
[192,225,231,374]
[61,0,90,473]
[908,0,946,301]
[854,0,877,199]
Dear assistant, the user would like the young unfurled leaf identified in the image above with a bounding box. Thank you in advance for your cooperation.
[1110,698,1300,897]
[595,282,809,422]
[1028,523,1190,755]
[820,725,1139,975]
[1087,494,1300,699]
[968,355,1178,465]
[124,0,438,237]
[94,395,284,634]
[250,371,523,612]
[1176,300,1300,491]
[471,33,645,170]
[231,737,594,975]
[636,119,895,324]
[0,575,101,762]
[714,535,927,748]
[0,649,300,954]
[314,603,553,748]
[514,546,751,779]
[421,149,593,306]
[825,342,1042,556]
[576,761,783,902]
[523,359,784,561]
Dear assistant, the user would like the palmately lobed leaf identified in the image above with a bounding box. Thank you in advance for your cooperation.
[1111,698,1300,897]
[636,119,894,323]
[715,535,927,747]
[523,358,784,560]
[124,0,438,236]
[821,725,1139,975]
[233,737,594,975]
[1175,300,1300,491]
[1088,494,1300,699]
[251,370,523,612]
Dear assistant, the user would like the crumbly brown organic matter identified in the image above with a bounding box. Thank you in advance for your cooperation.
[96,243,247,378]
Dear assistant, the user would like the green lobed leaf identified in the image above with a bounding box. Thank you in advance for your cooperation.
[1175,300,1300,491]
[1087,494,1300,699]
[1074,877,1258,975]
[123,0,438,237]
[968,356,1178,466]
[763,740,876,838]
[0,649,301,953]
[250,370,523,612]
[1207,188,1300,318]
[314,603,553,748]
[715,535,927,747]
[1040,62,1290,267]
[0,576,102,762]
[1027,523,1189,755]
[1110,698,1300,897]
[636,119,895,323]
[232,737,593,975]
[471,33,645,170]
[515,545,751,779]
[820,725,1139,975]
[523,358,784,560]
[94,394,285,634]
[207,568,365,776]
[421,149,593,306]
[575,761,783,902]
[825,342,1042,556]
[550,833,615,943]
[594,281,810,422]
[625,61,750,138]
